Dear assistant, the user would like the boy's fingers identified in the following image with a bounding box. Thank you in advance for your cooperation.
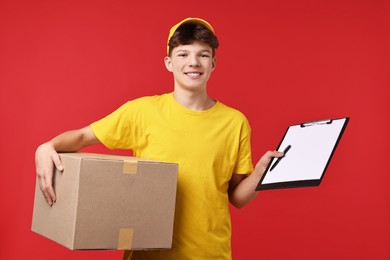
[264,150,283,160]
[39,174,56,206]
[52,154,64,172]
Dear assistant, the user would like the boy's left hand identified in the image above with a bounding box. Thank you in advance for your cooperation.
[254,150,284,176]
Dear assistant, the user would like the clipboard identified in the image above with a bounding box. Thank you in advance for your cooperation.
[255,117,349,191]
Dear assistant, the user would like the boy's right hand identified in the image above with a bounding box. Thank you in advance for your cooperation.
[35,143,64,206]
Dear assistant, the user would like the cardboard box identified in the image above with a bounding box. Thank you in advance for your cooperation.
[32,153,178,250]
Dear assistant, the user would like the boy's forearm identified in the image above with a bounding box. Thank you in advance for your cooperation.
[48,126,99,152]
[229,169,262,208]
[229,150,284,208]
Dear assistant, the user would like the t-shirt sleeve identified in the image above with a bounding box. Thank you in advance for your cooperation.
[233,117,254,174]
[90,101,134,150]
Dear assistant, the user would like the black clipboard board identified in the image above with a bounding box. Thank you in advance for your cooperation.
[256,117,349,191]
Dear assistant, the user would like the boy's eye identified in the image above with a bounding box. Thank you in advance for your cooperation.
[178,53,187,57]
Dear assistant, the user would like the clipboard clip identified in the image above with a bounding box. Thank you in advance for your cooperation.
[300,119,333,127]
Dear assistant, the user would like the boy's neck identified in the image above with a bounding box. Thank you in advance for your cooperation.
[173,89,216,111]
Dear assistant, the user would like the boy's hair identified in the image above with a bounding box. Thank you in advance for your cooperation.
[167,22,219,57]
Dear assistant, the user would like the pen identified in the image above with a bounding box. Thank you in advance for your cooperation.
[270,145,291,172]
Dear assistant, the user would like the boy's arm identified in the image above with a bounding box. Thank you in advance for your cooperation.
[35,126,100,206]
[228,150,283,208]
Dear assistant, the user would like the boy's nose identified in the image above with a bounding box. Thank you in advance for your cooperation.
[188,55,200,67]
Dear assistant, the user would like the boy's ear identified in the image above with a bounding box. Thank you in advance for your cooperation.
[164,56,173,72]
[212,57,216,70]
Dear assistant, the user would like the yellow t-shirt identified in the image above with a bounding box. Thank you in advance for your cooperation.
[90,93,254,260]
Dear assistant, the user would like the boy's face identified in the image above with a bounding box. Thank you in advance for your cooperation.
[164,41,216,92]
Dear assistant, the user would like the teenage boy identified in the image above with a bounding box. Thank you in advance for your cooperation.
[35,17,283,260]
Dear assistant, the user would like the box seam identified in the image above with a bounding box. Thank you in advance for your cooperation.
[71,156,82,249]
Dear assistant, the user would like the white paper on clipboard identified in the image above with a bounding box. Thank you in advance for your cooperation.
[256,117,349,191]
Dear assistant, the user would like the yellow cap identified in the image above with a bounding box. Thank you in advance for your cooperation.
[167,17,215,55]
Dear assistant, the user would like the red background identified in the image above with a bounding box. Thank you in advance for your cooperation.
[1,0,389,259]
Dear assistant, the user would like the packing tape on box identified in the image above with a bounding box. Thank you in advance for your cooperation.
[122,160,138,174]
[118,228,134,250]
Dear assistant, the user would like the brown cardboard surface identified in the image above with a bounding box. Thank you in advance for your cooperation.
[31,153,178,250]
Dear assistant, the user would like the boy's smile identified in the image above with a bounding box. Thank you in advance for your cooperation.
[185,71,203,79]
